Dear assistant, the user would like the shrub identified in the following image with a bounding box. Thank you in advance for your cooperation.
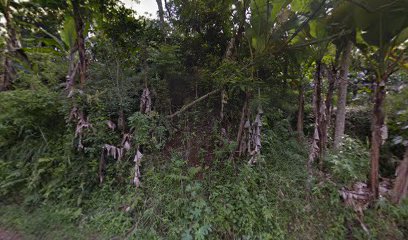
[326,136,370,185]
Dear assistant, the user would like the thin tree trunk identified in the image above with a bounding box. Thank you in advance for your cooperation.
[333,40,353,149]
[1,0,19,91]
[99,149,106,185]
[369,77,387,200]
[72,0,86,88]
[115,60,126,131]
[118,109,126,132]
[297,82,305,140]
[225,37,236,59]
[156,0,166,33]
[66,48,78,91]
[2,56,14,91]
[315,62,325,168]
[307,60,323,193]
[228,92,250,160]
[220,89,226,120]
[321,64,336,150]
[221,0,249,132]
[392,147,408,204]
[236,92,249,156]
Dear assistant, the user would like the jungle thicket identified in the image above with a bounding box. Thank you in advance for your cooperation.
[0,0,407,239]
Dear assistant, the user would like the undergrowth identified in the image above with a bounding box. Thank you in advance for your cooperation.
[1,125,406,239]
[0,93,406,239]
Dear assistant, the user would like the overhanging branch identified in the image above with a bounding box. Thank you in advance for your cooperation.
[166,89,220,119]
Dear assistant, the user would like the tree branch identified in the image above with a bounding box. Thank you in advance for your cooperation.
[166,89,220,119]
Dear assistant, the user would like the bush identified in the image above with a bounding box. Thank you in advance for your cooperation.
[326,136,370,185]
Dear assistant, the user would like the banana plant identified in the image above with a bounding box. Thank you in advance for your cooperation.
[356,0,407,201]
[332,0,408,200]
[33,15,85,90]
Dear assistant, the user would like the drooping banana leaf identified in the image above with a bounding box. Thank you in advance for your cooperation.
[60,16,77,50]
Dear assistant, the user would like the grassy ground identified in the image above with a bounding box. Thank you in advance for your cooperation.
[0,205,100,240]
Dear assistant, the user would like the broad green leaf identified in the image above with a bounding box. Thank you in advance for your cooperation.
[39,27,66,52]
[352,0,408,47]
[60,16,77,50]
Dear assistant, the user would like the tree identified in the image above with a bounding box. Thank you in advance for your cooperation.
[156,0,166,33]
[71,0,86,88]
[351,0,408,199]
[333,40,353,149]
[297,18,334,169]
[0,0,20,91]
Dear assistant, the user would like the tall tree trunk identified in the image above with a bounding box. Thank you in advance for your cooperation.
[320,64,337,151]
[307,60,322,169]
[314,62,325,168]
[333,40,353,149]
[234,92,249,157]
[392,147,408,204]
[307,61,322,192]
[66,48,79,91]
[222,0,250,136]
[296,82,305,140]
[72,0,86,88]
[369,77,387,200]
[156,0,166,33]
[1,0,19,91]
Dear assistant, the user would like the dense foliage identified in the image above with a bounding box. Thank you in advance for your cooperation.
[0,0,407,239]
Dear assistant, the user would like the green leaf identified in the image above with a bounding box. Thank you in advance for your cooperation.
[309,19,327,39]
[39,27,67,52]
[393,27,408,46]
[21,47,63,56]
[60,16,77,50]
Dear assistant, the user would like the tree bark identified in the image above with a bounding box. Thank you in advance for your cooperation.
[99,149,106,185]
[156,0,166,33]
[296,82,305,140]
[1,0,20,91]
[333,40,353,149]
[66,47,79,91]
[307,61,323,193]
[320,64,337,151]
[392,147,408,204]
[308,61,322,166]
[235,92,249,156]
[315,62,325,168]
[72,0,86,88]
[369,77,387,200]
